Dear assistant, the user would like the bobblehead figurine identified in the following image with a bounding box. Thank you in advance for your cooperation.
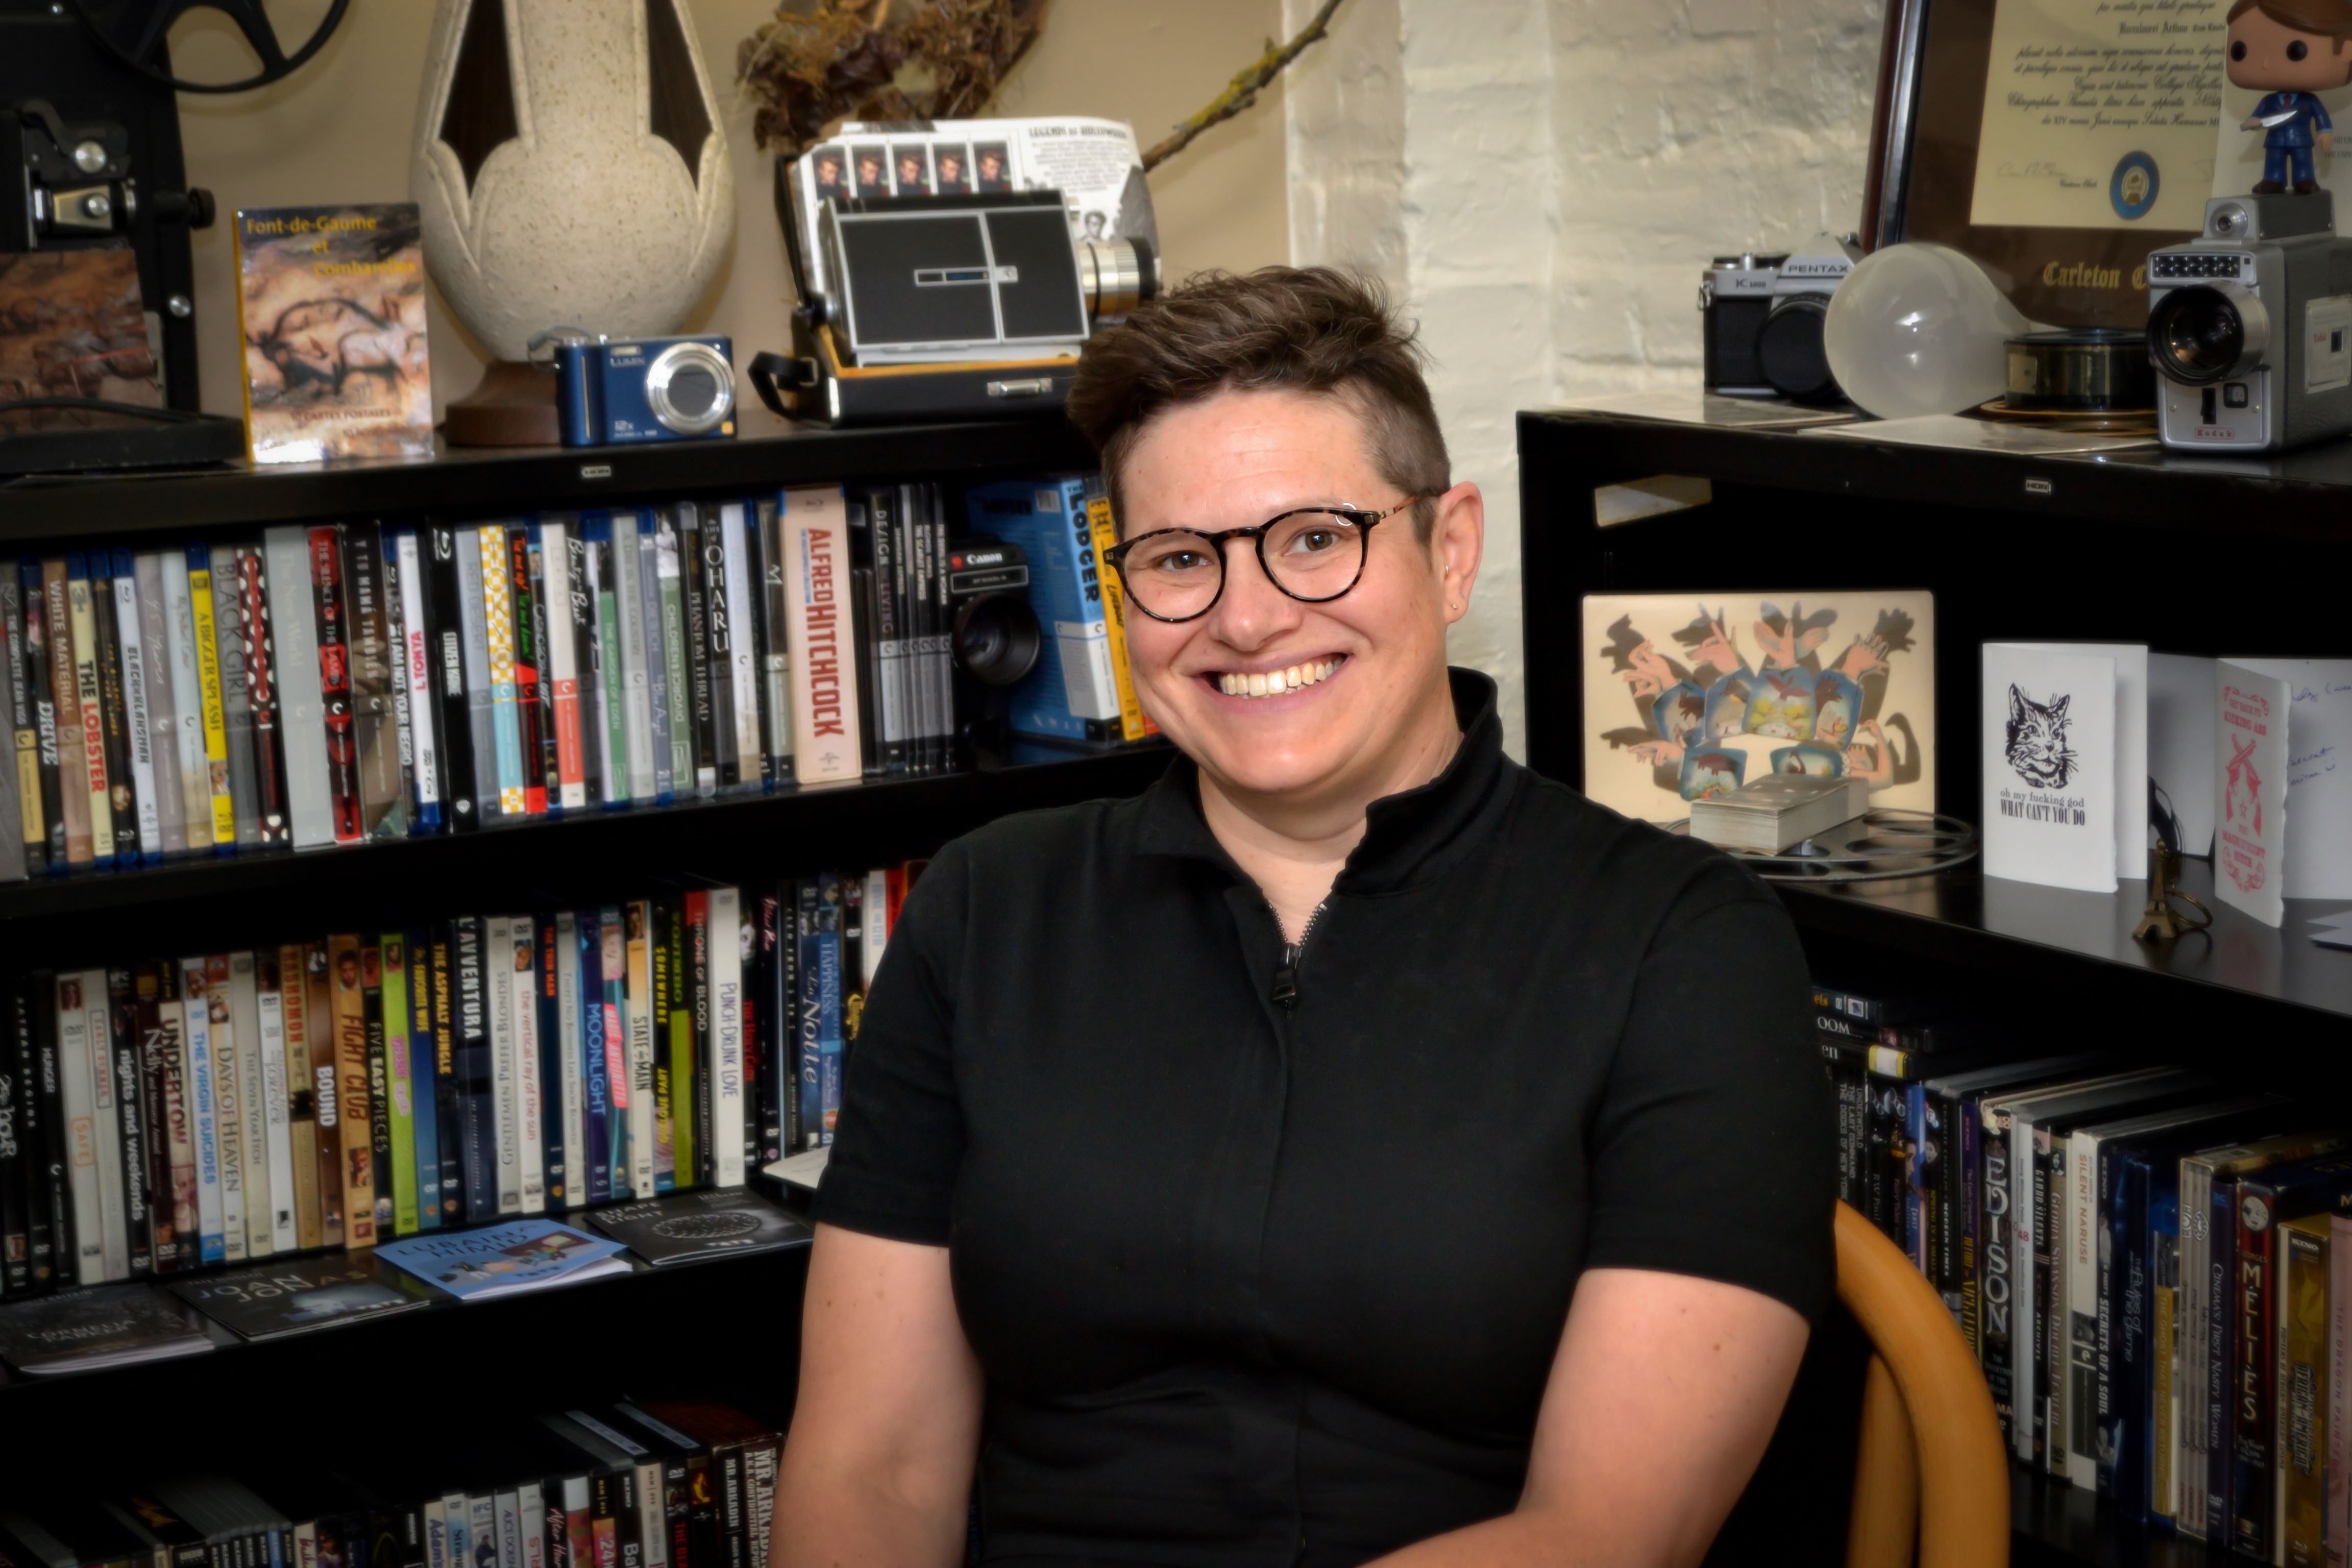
[2230,0,2352,193]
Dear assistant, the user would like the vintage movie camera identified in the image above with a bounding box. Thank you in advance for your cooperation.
[755,153,1160,424]
[1700,239,1860,404]
[553,334,736,448]
[811,192,1153,368]
[2144,192,2352,453]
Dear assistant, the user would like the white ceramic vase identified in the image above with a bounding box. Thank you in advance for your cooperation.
[411,0,734,362]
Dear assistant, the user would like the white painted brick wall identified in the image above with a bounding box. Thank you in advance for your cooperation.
[1287,0,1882,756]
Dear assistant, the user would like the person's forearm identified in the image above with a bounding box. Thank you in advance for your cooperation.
[770,1462,967,1568]
[1363,1503,1711,1568]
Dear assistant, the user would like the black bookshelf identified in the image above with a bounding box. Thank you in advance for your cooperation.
[2011,1464,2238,1566]
[1518,406,2352,1567]
[0,420,1097,541]
[0,1223,812,1399]
[1778,856,2352,1025]
[0,746,1169,970]
[0,417,1146,1492]
[1518,409,2352,1039]
[2,1238,816,1487]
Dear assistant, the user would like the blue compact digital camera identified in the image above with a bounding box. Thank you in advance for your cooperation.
[555,335,736,447]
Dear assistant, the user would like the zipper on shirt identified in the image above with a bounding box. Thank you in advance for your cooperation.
[1268,900,1327,1007]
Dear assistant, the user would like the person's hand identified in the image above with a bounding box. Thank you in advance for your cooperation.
[2322,130,2336,155]
[2244,116,2263,131]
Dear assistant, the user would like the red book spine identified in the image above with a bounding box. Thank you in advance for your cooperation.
[551,532,586,809]
[310,525,361,842]
[509,531,547,815]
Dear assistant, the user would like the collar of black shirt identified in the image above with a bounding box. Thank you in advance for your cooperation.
[1135,666,1513,897]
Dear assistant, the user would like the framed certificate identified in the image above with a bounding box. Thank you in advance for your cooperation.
[1863,0,2222,328]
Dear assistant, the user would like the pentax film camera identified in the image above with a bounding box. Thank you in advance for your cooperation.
[2145,192,2352,453]
[553,334,736,448]
[1700,238,1860,404]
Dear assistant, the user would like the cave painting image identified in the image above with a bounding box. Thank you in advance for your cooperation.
[1582,592,1935,820]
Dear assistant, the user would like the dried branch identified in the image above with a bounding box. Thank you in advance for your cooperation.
[1139,0,1349,172]
[736,0,1047,157]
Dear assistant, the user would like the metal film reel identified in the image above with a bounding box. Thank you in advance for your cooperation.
[1672,808,1979,883]
[71,0,350,94]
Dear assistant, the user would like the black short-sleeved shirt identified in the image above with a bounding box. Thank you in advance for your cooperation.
[817,669,1834,1567]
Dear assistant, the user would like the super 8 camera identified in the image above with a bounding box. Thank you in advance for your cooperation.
[554,334,736,448]
[2145,192,2352,453]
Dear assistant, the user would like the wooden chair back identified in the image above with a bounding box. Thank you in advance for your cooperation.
[1834,1201,2010,1568]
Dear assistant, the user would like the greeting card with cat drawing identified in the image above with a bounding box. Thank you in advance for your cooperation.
[1981,644,2117,893]
[1579,591,1937,824]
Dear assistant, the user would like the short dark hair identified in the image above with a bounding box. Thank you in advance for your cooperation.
[2230,0,2352,49]
[1065,266,1450,538]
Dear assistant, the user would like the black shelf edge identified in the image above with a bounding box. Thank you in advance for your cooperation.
[0,745,1172,923]
[1773,856,2352,1025]
[2012,1462,2244,1566]
[1518,409,2352,545]
[0,1222,813,1397]
[0,420,1099,542]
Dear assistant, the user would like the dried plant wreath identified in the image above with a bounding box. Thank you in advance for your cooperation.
[737,0,1349,172]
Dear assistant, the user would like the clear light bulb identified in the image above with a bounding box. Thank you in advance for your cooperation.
[1823,242,2048,420]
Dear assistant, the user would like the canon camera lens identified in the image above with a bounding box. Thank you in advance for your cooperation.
[952,594,1042,688]
[2148,285,2257,386]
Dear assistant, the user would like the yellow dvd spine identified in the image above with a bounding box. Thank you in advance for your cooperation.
[1084,489,1151,743]
[480,528,526,816]
[188,556,234,845]
[278,943,323,1252]
[232,215,258,461]
[14,710,39,854]
[328,932,375,1246]
[2283,1216,2330,1566]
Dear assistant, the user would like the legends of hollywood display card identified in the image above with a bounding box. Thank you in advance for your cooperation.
[1579,592,1937,825]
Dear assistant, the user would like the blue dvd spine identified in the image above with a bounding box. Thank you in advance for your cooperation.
[410,926,442,1228]
[580,909,611,1205]
[453,916,497,1223]
[816,872,844,1147]
[2104,1148,2151,1513]
[796,878,821,1151]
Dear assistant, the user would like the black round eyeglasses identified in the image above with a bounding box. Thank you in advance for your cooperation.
[1100,499,1424,624]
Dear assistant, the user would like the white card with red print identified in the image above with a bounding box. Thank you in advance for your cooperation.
[2218,658,2352,908]
[2215,662,2290,927]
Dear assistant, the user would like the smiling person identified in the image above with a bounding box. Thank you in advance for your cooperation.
[773,268,1833,1567]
